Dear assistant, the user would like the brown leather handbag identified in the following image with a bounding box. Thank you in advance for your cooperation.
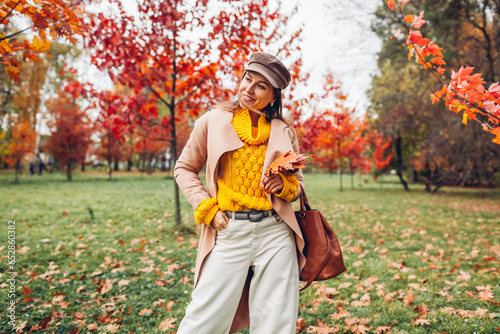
[295,185,346,290]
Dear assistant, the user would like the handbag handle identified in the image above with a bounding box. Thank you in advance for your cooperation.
[298,184,311,214]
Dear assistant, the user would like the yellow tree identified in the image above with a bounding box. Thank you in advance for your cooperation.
[4,119,36,182]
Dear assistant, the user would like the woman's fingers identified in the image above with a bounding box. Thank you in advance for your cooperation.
[262,174,284,194]
[212,210,229,231]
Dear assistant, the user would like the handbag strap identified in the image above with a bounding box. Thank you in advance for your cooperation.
[298,184,311,213]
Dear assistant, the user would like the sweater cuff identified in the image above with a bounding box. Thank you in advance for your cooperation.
[275,172,299,202]
[194,198,219,226]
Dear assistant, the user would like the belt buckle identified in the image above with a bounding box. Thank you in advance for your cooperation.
[247,209,264,222]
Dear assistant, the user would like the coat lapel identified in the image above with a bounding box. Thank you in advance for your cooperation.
[262,119,294,178]
[206,108,243,195]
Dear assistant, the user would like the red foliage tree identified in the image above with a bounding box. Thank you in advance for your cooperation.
[93,90,139,179]
[365,130,394,180]
[298,72,371,190]
[46,86,93,181]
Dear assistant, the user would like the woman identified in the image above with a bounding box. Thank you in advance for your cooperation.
[174,52,306,334]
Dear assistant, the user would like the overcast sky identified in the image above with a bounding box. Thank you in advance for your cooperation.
[283,0,382,111]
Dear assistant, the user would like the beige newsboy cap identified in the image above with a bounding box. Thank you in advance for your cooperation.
[244,52,291,90]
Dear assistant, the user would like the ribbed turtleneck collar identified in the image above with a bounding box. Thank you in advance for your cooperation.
[232,109,271,145]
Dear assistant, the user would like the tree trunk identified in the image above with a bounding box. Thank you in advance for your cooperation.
[161,152,167,172]
[170,108,181,226]
[146,34,182,226]
[338,143,343,191]
[14,158,20,183]
[67,146,73,181]
[127,159,132,171]
[147,153,153,174]
[395,135,410,191]
[108,151,112,180]
[349,160,354,189]
[170,33,181,226]
[114,159,119,171]
[67,158,72,181]
[410,166,418,183]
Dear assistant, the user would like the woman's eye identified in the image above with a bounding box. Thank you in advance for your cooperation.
[245,77,251,82]
[258,85,265,89]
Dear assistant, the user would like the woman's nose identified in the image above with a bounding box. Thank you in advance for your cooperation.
[245,84,254,94]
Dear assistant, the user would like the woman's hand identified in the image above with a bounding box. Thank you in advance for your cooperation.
[261,174,284,194]
[211,210,230,232]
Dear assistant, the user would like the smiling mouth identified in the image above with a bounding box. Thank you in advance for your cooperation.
[242,95,255,103]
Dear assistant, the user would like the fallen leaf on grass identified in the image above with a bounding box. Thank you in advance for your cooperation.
[118,279,130,286]
[351,294,371,307]
[338,282,352,289]
[403,291,415,306]
[105,323,121,333]
[139,308,153,316]
[14,320,27,333]
[166,263,180,274]
[329,304,350,320]
[98,279,113,294]
[412,318,430,326]
[307,319,339,333]
[296,318,306,332]
[158,317,177,331]
[17,246,30,254]
[182,275,191,285]
[91,270,102,277]
[188,237,199,249]
[352,260,363,267]
[458,270,471,281]
[73,312,85,319]
[57,278,71,284]
[376,326,392,334]
[87,323,98,332]
[476,285,494,300]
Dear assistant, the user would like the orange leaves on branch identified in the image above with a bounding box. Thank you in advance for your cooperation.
[386,0,500,144]
[0,0,87,81]
[266,151,308,176]
[367,130,393,171]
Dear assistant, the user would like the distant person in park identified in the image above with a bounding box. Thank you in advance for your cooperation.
[29,161,35,177]
[37,154,47,176]
[174,52,306,333]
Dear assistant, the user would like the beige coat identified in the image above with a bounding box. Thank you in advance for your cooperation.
[174,107,306,332]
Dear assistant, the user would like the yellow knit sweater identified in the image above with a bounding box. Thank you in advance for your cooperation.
[194,109,299,226]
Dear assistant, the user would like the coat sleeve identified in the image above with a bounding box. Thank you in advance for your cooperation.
[174,113,212,211]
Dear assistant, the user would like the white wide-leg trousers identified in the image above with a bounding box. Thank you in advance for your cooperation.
[177,215,299,334]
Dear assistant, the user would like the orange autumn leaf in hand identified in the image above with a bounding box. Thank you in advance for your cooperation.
[266,151,309,176]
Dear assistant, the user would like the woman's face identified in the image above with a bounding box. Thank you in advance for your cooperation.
[239,71,275,111]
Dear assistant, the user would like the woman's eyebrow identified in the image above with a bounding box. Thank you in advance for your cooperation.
[247,73,270,87]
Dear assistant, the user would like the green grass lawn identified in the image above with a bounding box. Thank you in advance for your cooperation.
[0,171,499,333]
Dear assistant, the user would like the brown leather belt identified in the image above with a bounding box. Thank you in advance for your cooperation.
[224,209,277,222]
